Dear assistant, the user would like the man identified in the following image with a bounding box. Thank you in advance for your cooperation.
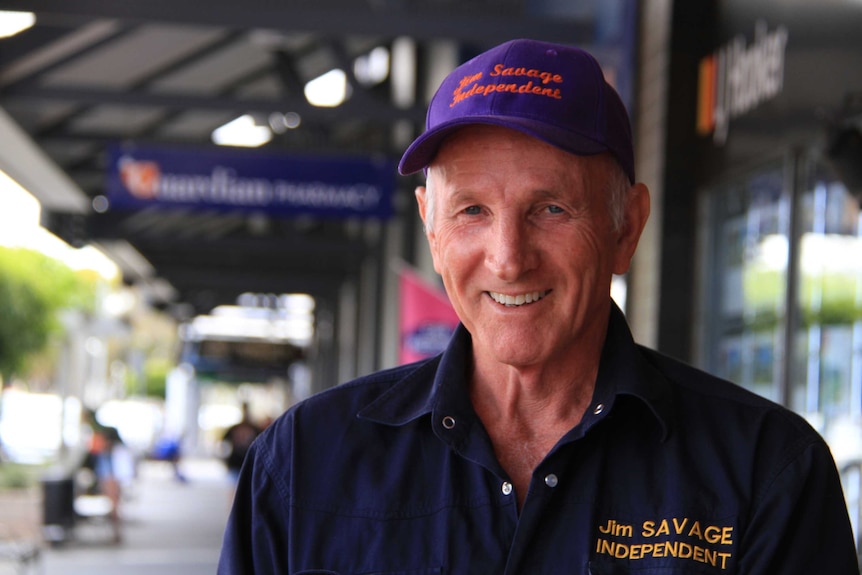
[221,402,262,482]
[219,39,858,574]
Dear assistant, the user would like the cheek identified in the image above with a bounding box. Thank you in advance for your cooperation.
[552,230,618,291]
[556,227,606,263]
[426,230,452,278]
[427,233,443,275]
[431,231,481,281]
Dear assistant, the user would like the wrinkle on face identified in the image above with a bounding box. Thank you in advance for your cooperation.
[416,126,626,378]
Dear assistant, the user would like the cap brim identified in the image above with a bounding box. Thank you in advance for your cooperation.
[398,115,612,176]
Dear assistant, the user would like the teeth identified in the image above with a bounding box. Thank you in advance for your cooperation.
[489,291,547,307]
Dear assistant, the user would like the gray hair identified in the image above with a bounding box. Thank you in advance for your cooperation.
[603,157,631,233]
[422,170,438,233]
[422,155,631,234]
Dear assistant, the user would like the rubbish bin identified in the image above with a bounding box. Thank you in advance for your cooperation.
[41,471,75,545]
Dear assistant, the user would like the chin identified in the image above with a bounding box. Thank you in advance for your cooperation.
[489,342,548,368]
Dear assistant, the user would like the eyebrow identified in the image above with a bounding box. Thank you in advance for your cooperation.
[443,189,482,205]
[446,186,567,202]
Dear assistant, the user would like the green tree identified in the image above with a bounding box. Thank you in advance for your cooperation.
[0,247,96,380]
[142,357,172,398]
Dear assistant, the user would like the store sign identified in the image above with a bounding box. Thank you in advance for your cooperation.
[697,20,788,145]
[398,266,459,365]
[105,144,394,219]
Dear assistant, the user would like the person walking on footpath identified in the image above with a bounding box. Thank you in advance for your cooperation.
[84,409,126,543]
[220,402,260,483]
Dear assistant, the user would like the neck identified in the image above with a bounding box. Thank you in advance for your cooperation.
[468,308,608,424]
[469,357,600,511]
[470,359,598,427]
[466,309,612,509]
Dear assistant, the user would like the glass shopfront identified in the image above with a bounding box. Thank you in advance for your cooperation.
[794,167,862,422]
[699,153,862,540]
[669,0,862,551]
[701,157,862,420]
[701,163,788,403]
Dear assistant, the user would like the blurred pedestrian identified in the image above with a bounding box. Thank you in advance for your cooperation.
[220,403,260,482]
[83,408,125,543]
[151,431,187,483]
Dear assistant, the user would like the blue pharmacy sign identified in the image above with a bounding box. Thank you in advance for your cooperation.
[104,143,395,219]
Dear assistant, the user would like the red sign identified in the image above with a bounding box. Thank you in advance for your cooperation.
[398,267,460,364]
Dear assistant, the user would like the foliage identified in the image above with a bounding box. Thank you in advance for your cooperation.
[125,356,173,398]
[144,357,172,398]
[743,264,862,328]
[0,247,97,379]
[0,462,43,490]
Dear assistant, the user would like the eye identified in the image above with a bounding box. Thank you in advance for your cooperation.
[463,205,482,215]
[546,205,565,214]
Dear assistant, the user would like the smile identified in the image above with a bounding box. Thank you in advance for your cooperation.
[488,290,549,307]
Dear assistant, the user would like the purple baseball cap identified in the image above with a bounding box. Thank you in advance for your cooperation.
[398,38,635,183]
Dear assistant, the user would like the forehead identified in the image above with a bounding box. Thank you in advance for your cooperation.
[429,125,604,191]
[435,125,568,161]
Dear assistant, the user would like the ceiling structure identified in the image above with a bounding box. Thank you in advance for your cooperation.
[0,1,616,318]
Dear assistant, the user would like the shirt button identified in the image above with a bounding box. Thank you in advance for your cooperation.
[544,474,559,488]
[593,403,605,415]
[442,416,456,429]
[501,481,513,496]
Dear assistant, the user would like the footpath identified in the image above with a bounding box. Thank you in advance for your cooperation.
[0,457,234,575]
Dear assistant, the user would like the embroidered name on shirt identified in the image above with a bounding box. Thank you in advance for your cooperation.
[450,64,563,107]
[595,517,735,570]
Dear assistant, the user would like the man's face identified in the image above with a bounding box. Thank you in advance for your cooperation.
[416,125,645,369]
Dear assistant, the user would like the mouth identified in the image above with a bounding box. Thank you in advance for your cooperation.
[488,290,549,307]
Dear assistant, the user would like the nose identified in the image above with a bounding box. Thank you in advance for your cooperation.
[485,214,536,281]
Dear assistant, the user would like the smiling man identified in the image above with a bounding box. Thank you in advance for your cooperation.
[218,39,858,574]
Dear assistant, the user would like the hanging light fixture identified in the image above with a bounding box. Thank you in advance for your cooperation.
[0,11,36,39]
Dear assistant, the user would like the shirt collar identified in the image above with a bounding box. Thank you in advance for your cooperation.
[592,302,673,441]
[357,324,471,426]
[358,302,672,441]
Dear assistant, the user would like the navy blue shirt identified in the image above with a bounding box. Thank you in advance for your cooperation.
[219,305,858,574]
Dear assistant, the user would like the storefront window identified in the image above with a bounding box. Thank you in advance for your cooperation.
[702,164,789,403]
[793,167,862,421]
[701,159,862,418]
[701,156,862,452]
[793,164,862,543]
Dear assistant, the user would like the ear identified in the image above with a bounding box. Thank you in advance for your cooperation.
[613,183,651,275]
[415,186,441,274]
[415,185,430,231]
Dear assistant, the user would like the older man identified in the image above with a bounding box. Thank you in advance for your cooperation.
[219,39,858,574]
